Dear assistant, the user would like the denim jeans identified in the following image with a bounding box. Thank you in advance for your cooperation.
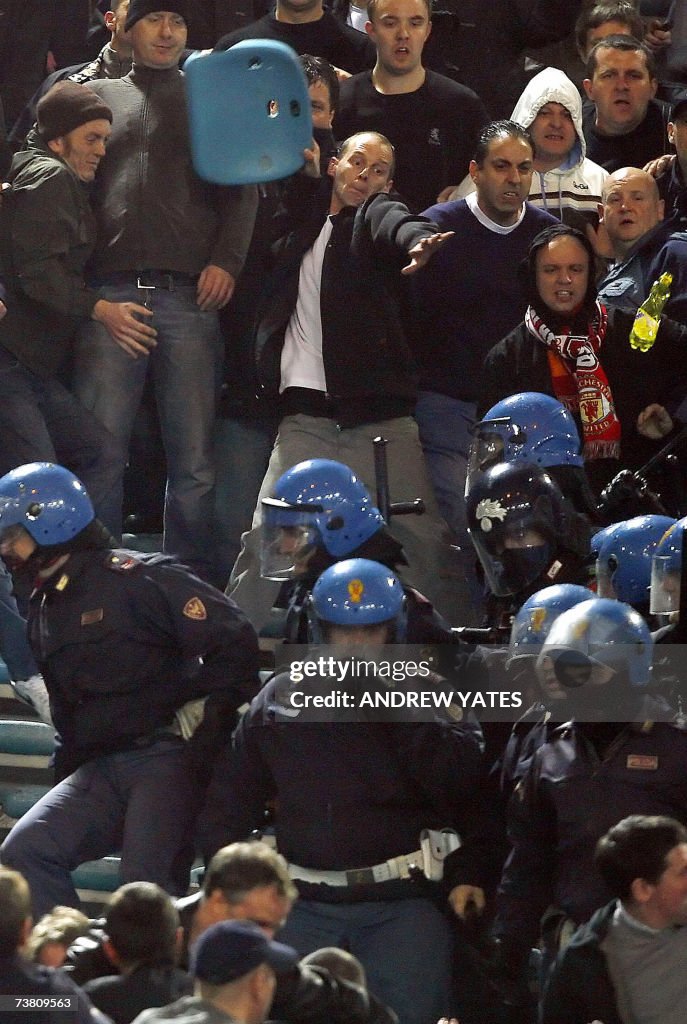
[213,417,275,589]
[73,284,223,583]
[0,737,195,918]
[0,561,37,681]
[0,346,121,536]
[278,896,454,1024]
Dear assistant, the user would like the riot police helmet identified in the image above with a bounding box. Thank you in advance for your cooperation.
[537,598,652,716]
[309,558,406,642]
[0,463,94,548]
[467,392,583,490]
[508,583,592,666]
[466,461,588,597]
[596,515,676,608]
[261,460,385,581]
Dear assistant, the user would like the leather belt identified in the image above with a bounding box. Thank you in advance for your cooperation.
[287,850,423,887]
[90,270,200,290]
[135,270,199,289]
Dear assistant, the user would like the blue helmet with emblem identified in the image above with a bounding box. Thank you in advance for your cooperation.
[650,518,686,616]
[261,460,385,581]
[467,392,583,490]
[508,584,592,665]
[596,515,676,609]
[466,461,589,597]
[0,463,94,547]
[537,599,653,712]
[309,558,406,641]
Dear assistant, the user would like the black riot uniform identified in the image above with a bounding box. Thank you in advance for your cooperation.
[0,548,260,918]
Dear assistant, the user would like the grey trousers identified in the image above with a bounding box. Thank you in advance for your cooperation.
[227,413,477,629]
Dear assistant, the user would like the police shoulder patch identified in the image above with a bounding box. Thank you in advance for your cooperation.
[183,597,207,621]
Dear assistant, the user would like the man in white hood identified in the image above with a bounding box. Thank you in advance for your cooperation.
[510,66,608,234]
[453,68,607,234]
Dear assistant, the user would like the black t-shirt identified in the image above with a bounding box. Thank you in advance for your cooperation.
[215,12,375,75]
[334,69,489,212]
[582,97,671,172]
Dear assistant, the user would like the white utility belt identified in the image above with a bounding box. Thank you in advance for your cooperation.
[287,828,460,887]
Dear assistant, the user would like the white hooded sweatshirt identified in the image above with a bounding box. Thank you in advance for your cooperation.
[510,66,608,233]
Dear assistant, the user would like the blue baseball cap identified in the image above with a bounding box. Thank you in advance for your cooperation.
[191,921,299,984]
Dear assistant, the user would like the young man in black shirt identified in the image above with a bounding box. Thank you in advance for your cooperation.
[333,0,488,212]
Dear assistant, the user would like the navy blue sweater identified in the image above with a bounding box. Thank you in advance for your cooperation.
[410,199,556,402]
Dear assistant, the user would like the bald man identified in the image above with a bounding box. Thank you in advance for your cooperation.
[597,165,687,324]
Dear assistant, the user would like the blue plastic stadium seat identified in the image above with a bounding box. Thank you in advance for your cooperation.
[0,720,55,755]
[0,784,51,820]
[185,40,312,185]
[71,857,205,896]
[71,857,122,894]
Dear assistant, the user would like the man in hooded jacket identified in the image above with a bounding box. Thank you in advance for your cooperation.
[510,65,608,234]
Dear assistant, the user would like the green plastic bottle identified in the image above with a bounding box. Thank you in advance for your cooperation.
[628,271,673,352]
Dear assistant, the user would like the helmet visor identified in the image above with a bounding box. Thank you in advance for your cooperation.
[595,558,617,600]
[260,499,322,581]
[466,429,506,491]
[650,554,681,615]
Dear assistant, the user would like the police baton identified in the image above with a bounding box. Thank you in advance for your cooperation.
[373,436,425,522]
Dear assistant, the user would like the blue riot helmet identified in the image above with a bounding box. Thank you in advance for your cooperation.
[261,460,385,581]
[466,462,589,597]
[650,519,685,617]
[589,521,621,594]
[309,558,406,642]
[0,463,94,548]
[596,515,676,609]
[590,522,621,563]
[467,392,582,491]
[537,598,652,717]
[508,584,592,666]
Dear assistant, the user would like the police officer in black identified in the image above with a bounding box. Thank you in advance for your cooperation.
[0,462,260,918]
[199,558,491,1024]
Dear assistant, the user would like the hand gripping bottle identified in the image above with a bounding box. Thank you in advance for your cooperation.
[629,271,673,352]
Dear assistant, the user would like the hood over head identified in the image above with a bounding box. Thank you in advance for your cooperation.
[511,66,585,172]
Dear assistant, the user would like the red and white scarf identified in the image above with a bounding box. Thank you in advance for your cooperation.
[525,301,621,460]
